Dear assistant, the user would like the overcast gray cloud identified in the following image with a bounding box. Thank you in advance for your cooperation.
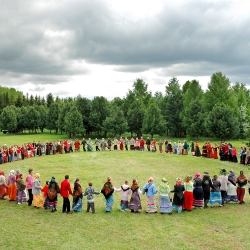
[0,0,249,98]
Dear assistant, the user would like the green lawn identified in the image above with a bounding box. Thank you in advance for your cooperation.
[0,133,249,250]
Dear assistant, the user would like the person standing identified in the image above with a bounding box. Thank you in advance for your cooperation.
[0,171,8,200]
[236,170,247,204]
[83,182,100,213]
[142,177,157,213]
[16,174,26,204]
[171,178,185,214]
[219,169,228,206]
[124,137,129,151]
[32,173,44,208]
[115,180,131,212]
[128,179,142,213]
[158,178,172,214]
[72,178,83,212]
[26,168,34,206]
[193,172,204,208]
[60,175,73,214]
[95,138,100,151]
[183,175,193,211]
[47,176,60,212]
[226,170,238,203]
[8,170,16,201]
[81,138,87,152]
[146,137,151,151]
[101,177,115,212]
[209,175,223,207]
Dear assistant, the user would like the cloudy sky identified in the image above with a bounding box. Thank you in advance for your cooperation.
[0,0,249,100]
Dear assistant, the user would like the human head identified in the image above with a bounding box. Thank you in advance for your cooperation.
[161,178,167,183]
[34,173,40,179]
[89,182,93,186]
[28,168,33,174]
[125,180,128,184]
[148,177,153,183]
[65,175,69,180]
[107,176,112,182]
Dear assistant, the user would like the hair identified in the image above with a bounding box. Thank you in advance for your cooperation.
[125,180,128,184]
[74,178,79,184]
[46,181,49,185]
[88,182,93,186]
[65,175,69,179]
[28,168,33,174]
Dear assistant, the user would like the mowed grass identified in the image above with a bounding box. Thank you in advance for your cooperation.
[0,133,250,250]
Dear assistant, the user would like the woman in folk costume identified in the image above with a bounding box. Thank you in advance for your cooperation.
[72,178,83,212]
[16,174,26,204]
[226,170,238,203]
[101,177,115,212]
[142,177,157,213]
[236,170,247,204]
[183,175,193,211]
[195,141,201,157]
[128,179,142,213]
[47,176,60,212]
[32,173,44,208]
[158,178,172,214]
[193,172,204,208]
[167,140,173,153]
[212,144,218,159]
[177,140,182,155]
[87,138,93,151]
[202,172,214,208]
[173,142,177,154]
[171,178,185,214]
[209,175,223,207]
[115,180,131,212]
[7,170,16,201]
[0,171,8,199]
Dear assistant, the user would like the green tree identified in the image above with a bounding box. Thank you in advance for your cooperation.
[165,77,183,137]
[142,98,166,138]
[127,99,144,137]
[36,105,48,132]
[75,96,92,135]
[26,106,40,132]
[0,105,18,132]
[203,72,237,111]
[19,106,29,131]
[103,106,127,137]
[57,102,72,134]
[205,104,239,139]
[64,106,85,138]
[46,93,54,107]
[46,103,60,133]
[89,96,109,136]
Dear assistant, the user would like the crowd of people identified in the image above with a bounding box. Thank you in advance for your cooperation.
[0,138,250,165]
[0,168,250,215]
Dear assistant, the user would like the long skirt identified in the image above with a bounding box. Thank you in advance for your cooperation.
[33,194,44,208]
[72,197,83,212]
[129,192,142,211]
[193,188,204,207]
[87,145,93,151]
[0,184,8,198]
[209,192,222,205]
[146,196,157,213]
[105,195,114,212]
[8,184,17,201]
[183,192,193,211]
[159,194,172,214]
[16,190,27,204]
[120,200,129,210]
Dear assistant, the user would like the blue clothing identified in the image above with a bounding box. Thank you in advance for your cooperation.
[72,197,83,212]
[106,194,114,212]
[143,182,157,197]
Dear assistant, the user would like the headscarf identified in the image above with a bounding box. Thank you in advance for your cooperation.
[131,179,139,192]
[101,177,114,199]
[16,169,20,174]
[176,178,181,186]
[158,178,170,194]
[148,177,154,183]
[0,171,5,176]
[9,170,15,176]
[34,173,40,179]
[185,175,192,183]
[194,172,201,179]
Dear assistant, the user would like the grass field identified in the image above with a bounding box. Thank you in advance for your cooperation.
[0,133,250,250]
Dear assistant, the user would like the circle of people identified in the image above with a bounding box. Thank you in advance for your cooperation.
[0,138,250,165]
[0,168,249,214]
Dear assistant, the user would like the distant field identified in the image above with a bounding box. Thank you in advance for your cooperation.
[0,133,249,250]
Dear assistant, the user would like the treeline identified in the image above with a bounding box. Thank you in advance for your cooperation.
[0,72,249,139]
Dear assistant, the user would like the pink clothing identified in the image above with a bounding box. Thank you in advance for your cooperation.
[115,184,131,201]
[7,175,16,185]
[26,174,34,189]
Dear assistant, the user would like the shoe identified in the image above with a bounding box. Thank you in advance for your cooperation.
[18,202,22,205]
[67,211,73,214]
[135,211,140,213]
[0,197,6,200]
[131,210,134,213]
[120,209,125,212]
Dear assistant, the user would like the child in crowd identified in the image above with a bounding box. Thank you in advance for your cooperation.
[115,180,131,212]
[42,181,49,209]
[82,182,100,213]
